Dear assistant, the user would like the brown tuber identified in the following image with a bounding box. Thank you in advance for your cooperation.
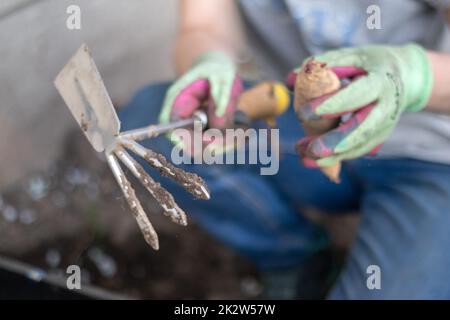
[294,59,342,183]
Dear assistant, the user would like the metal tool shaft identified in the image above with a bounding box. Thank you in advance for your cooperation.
[119,111,207,142]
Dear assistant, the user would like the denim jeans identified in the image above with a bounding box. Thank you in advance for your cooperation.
[119,83,450,299]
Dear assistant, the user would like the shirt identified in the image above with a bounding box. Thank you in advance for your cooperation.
[239,0,450,164]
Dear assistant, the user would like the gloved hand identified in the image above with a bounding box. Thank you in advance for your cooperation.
[293,44,433,167]
[159,51,243,156]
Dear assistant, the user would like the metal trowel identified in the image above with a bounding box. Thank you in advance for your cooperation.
[54,44,209,250]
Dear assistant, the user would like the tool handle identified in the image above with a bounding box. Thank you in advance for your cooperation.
[120,81,290,141]
[235,81,290,126]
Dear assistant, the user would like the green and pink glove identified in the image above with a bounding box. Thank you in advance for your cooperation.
[159,51,243,156]
[289,44,433,168]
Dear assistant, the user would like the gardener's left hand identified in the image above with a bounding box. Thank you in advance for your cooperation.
[293,44,433,167]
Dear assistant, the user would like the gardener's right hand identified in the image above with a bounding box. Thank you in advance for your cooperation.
[159,51,243,156]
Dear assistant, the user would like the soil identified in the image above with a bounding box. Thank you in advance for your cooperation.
[0,129,260,299]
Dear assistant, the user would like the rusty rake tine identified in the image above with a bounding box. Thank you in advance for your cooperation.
[114,147,188,226]
[118,138,210,200]
[106,153,159,250]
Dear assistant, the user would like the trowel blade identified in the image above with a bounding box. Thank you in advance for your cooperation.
[54,43,120,152]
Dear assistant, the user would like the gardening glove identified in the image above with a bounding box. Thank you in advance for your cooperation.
[159,51,243,157]
[293,44,433,168]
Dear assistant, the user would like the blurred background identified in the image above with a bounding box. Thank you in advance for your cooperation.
[0,0,266,299]
[0,0,357,299]
[0,0,176,188]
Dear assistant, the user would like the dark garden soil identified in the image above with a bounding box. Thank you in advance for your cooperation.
[0,129,261,299]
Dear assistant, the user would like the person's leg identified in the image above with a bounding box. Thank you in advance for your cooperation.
[329,158,450,299]
[118,83,359,271]
[269,106,362,213]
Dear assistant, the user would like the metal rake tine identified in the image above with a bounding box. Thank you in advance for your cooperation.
[118,138,210,200]
[114,147,188,226]
[106,153,159,250]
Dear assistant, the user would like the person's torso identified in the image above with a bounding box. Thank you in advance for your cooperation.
[239,0,450,164]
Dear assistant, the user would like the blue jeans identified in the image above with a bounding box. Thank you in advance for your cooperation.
[119,83,450,299]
